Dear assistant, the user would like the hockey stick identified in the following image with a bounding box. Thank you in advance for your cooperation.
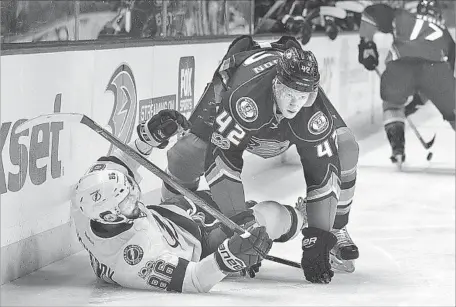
[16,113,301,270]
[374,68,436,159]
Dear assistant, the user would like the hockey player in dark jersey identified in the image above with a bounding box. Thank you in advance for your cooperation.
[358,0,455,165]
[162,35,360,283]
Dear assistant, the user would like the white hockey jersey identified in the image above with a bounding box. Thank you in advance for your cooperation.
[71,140,226,293]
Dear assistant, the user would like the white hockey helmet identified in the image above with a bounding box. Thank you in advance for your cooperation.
[73,169,142,224]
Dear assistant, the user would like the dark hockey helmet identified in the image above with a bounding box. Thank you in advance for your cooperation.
[276,47,320,92]
[417,0,443,21]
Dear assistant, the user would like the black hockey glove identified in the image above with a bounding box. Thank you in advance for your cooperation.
[358,38,379,71]
[137,109,191,149]
[214,226,272,273]
[203,207,268,277]
[230,204,264,278]
[201,208,258,257]
[301,227,337,284]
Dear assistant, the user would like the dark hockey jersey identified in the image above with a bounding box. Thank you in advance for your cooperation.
[360,4,455,66]
[204,45,341,220]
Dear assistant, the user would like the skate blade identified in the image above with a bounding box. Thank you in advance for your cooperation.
[330,254,355,273]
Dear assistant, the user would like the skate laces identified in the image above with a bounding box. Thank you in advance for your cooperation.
[333,227,354,248]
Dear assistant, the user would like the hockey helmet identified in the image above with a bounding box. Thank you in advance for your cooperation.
[276,47,320,92]
[416,0,443,21]
[274,47,320,116]
[73,169,142,225]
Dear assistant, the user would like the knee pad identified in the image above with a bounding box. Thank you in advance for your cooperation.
[251,201,305,242]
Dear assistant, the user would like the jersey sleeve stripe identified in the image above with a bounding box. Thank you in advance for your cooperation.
[148,205,202,242]
[166,258,190,293]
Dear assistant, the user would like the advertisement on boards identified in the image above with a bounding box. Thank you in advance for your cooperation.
[139,95,177,122]
[0,94,64,195]
[177,56,195,117]
[104,64,138,155]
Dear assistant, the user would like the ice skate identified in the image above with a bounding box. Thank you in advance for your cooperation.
[385,122,406,171]
[330,226,358,273]
[390,150,406,170]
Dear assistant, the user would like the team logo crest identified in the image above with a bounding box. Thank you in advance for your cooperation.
[308,111,329,135]
[90,190,102,202]
[235,97,258,122]
[123,245,144,266]
[106,64,138,155]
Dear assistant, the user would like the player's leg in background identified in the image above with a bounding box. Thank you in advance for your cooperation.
[161,82,218,201]
[161,132,208,201]
[381,60,417,164]
[418,61,456,130]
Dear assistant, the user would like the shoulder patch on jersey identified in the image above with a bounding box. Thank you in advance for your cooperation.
[227,69,276,131]
[235,97,259,122]
[123,244,144,266]
[308,111,330,135]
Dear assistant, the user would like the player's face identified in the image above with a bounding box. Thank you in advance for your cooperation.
[118,196,141,219]
[118,176,142,219]
[273,79,316,119]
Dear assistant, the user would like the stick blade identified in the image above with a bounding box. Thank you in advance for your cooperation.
[15,113,84,134]
[424,134,436,149]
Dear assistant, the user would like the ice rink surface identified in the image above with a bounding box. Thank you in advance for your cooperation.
[2,105,455,306]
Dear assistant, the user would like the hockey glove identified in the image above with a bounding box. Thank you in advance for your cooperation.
[301,227,337,284]
[229,206,264,278]
[215,226,272,273]
[137,109,191,149]
[201,208,265,269]
[358,38,379,71]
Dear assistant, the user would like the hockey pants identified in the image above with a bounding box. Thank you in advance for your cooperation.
[381,59,456,130]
